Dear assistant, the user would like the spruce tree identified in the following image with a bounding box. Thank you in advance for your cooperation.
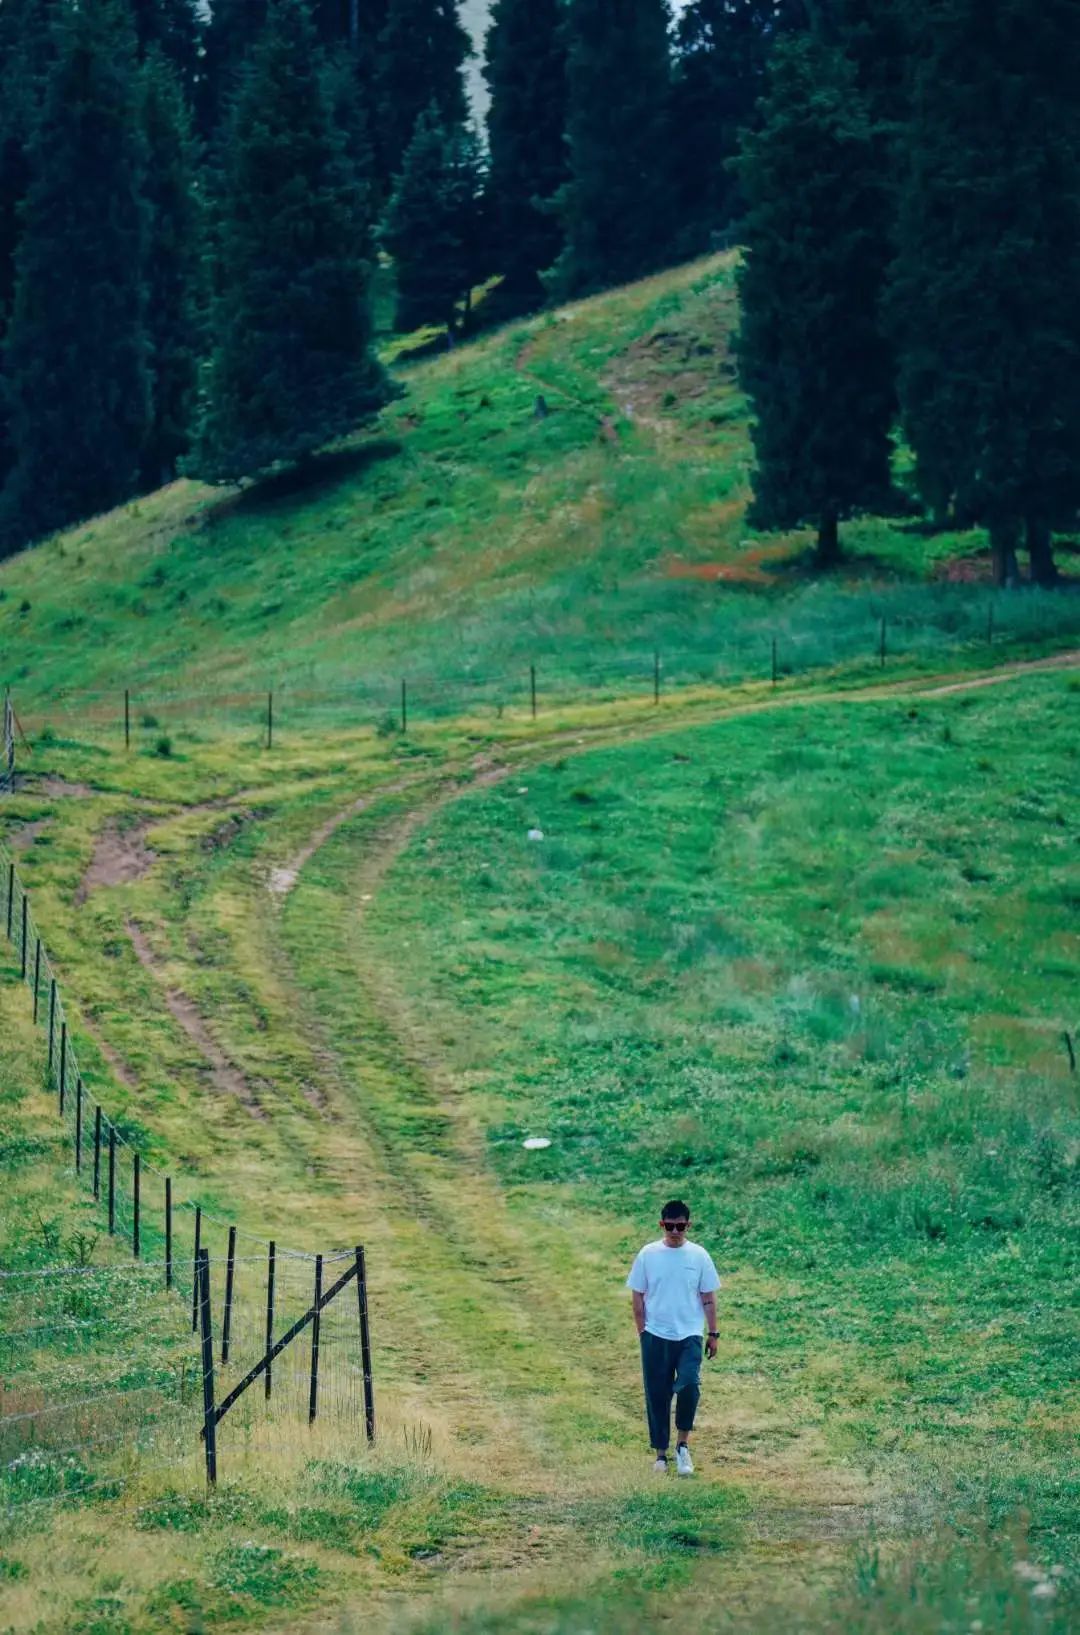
[383,107,483,334]
[0,0,149,553]
[0,0,60,487]
[130,0,201,92]
[549,0,674,298]
[735,34,894,565]
[140,48,204,487]
[890,0,1080,586]
[376,0,470,188]
[484,0,568,305]
[671,1,805,255]
[200,0,269,132]
[192,0,390,484]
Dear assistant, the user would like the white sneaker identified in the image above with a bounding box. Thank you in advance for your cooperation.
[652,1454,669,1474]
[675,1444,694,1477]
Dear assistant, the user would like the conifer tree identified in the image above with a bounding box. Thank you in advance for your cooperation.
[0,0,60,487]
[890,0,1080,585]
[0,0,149,553]
[484,0,568,305]
[192,0,390,484]
[549,0,674,298]
[383,107,483,334]
[376,0,470,188]
[671,1,805,255]
[735,34,894,565]
[139,48,204,487]
[200,0,269,131]
[130,0,201,93]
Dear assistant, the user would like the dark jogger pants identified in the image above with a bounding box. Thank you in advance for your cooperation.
[640,1331,702,1451]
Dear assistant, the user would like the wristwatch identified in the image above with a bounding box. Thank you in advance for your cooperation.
[707,1331,720,1339]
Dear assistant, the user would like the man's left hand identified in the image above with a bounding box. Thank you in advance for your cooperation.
[705,1335,718,1360]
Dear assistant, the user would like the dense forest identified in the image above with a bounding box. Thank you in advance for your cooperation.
[0,0,1077,584]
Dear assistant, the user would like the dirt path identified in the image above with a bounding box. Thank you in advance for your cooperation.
[75,818,157,905]
[126,919,265,1117]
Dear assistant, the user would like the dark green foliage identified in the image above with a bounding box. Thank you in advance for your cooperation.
[548,0,674,298]
[889,0,1080,585]
[130,0,201,92]
[139,49,205,487]
[484,0,568,304]
[200,0,269,132]
[735,34,894,563]
[671,1,806,255]
[376,0,470,188]
[0,0,61,486]
[383,107,484,333]
[0,0,149,554]
[191,0,391,484]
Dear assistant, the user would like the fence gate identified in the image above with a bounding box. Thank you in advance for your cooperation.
[196,1243,375,1486]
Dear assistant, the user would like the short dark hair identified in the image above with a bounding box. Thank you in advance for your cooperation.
[661,1200,690,1221]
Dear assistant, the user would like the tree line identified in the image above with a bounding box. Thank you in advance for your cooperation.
[0,0,1076,588]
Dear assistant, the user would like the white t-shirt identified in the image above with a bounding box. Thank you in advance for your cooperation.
[626,1239,721,1341]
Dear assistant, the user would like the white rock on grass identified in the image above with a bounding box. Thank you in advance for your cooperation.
[522,1137,551,1150]
[527,828,544,842]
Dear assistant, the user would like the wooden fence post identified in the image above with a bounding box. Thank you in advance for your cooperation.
[165,1178,173,1290]
[108,1126,116,1235]
[93,1106,102,1199]
[356,1245,375,1443]
[133,1152,141,1259]
[191,1206,202,1333]
[265,1241,276,1401]
[308,1254,323,1425]
[222,1225,237,1365]
[197,1248,218,1487]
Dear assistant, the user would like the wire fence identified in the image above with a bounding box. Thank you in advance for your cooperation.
[0,722,377,1521]
[14,589,1080,748]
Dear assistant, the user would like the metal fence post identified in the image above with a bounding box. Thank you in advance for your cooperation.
[308,1254,323,1425]
[653,651,660,705]
[356,1245,375,1443]
[133,1152,141,1259]
[108,1126,116,1234]
[5,862,13,939]
[124,688,130,750]
[165,1178,173,1290]
[58,1021,67,1114]
[197,1248,218,1487]
[265,1240,276,1401]
[32,938,41,1022]
[19,892,27,979]
[93,1106,102,1199]
[221,1225,237,1365]
[400,679,407,734]
[75,1079,83,1173]
[47,979,56,1073]
[530,664,537,720]
[191,1205,202,1333]
[267,691,273,750]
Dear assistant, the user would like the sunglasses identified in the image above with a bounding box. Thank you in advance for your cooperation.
[662,1221,689,1232]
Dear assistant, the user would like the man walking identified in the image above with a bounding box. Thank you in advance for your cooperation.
[627,1200,721,1475]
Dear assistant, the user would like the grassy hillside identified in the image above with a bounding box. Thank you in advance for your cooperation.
[0,257,1078,1632]
[1,255,1076,740]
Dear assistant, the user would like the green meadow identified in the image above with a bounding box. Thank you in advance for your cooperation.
[0,257,1077,1631]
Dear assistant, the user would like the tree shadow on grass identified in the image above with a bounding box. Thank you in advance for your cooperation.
[213,438,403,522]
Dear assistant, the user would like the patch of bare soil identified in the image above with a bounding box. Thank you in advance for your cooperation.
[75,818,157,905]
[9,818,52,851]
[126,920,265,1118]
[33,776,94,798]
